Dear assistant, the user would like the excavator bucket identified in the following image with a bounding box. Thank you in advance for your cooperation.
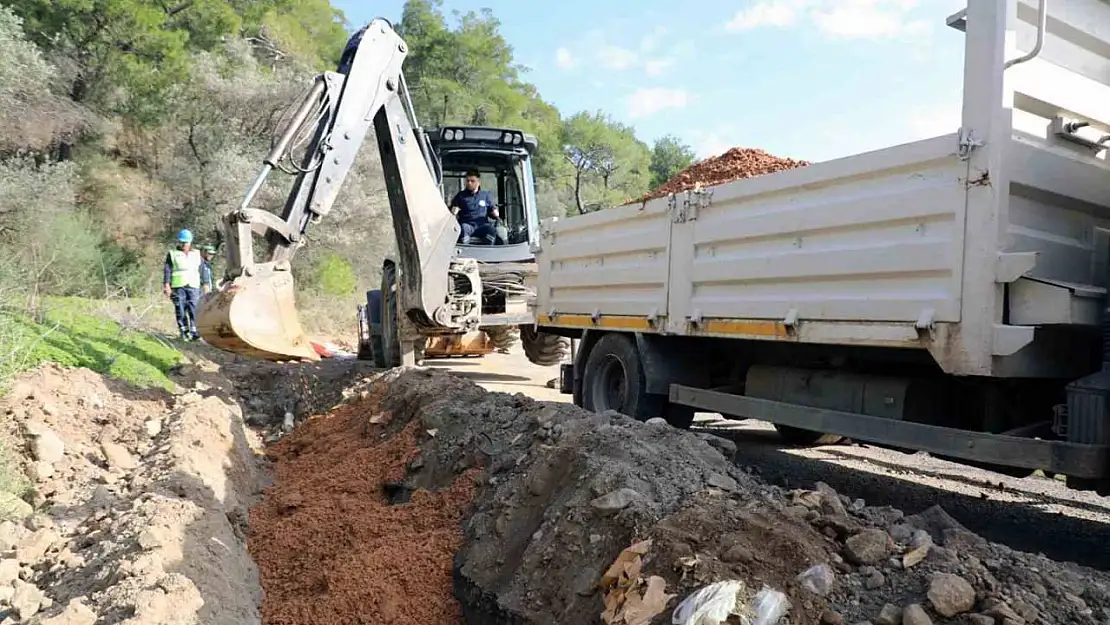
[196,273,320,362]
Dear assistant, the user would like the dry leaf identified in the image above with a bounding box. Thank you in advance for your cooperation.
[903,544,929,569]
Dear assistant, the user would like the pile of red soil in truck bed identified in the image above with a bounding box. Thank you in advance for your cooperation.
[642,147,810,201]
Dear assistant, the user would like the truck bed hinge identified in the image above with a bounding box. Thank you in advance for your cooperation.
[957,127,983,161]
[671,186,712,223]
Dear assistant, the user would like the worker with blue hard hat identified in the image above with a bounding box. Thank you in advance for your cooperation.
[163,228,203,341]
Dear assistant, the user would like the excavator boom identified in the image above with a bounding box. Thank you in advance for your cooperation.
[197,19,463,361]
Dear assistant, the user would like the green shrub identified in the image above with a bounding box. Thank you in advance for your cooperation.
[311,252,357,297]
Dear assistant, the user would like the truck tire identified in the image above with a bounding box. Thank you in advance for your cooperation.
[520,325,570,366]
[485,326,519,352]
[582,333,694,428]
[364,290,386,368]
[774,424,844,446]
[380,265,401,368]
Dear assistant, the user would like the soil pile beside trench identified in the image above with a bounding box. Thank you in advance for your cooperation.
[251,368,1110,625]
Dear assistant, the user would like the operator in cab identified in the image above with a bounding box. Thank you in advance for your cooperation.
[449,170,503,245]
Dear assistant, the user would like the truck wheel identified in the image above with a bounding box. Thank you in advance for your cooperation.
[485,326,519,352]
[520,325,570,366]
[380,265,401,368]
[774,424,844,446]
[582,333,694,428]
[364,290,386,367]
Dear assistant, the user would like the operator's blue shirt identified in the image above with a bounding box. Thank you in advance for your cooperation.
[450,188,495,225]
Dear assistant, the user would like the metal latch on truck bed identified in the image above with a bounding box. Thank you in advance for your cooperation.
[669,188,712,223]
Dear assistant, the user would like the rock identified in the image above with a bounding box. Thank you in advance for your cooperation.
[906,505,967,542]
[909,530,933,549]
[32,461,54,481]
[27,425,65,464]
[282,412,295,432]
[721,544,754,563]
[706,473,738,492]
[694,433,737,459]
[845,528,891,565]
[0,584,13,604]
[875,603,902,625]
[816,482,848,516]
[11,579,44,619]
[16,528,58,563]
[821,610,845,625]
[644,417,668,426]
[902,604,933,625]
[100,441,137,471]
[1010,600,1039,622]
[0,493,32,521]
[862,567,886,590]
[589,488,641,514]
[927,573,976,617]
[966,615,995,625]
[144,419,163,438]
[0,558,19,584]
[37,598,97,625]
[941,528,986,552]
[0,521,24,551]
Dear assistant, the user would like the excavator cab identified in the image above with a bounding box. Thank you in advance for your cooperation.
[428,126,542,263]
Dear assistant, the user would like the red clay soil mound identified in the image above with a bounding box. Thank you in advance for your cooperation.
[248,395,477,625]
[642,147,810,201]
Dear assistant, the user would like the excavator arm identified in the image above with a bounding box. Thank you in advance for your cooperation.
[197,19,469,361]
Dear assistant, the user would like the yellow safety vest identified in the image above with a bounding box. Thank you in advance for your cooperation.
[169,249,202,288]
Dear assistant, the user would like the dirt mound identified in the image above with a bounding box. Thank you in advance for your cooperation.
[0,361,265,624]
[642,147,809,201]
[259,368,1110,625]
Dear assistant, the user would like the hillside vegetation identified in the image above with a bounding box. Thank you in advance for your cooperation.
[0,0,696,353]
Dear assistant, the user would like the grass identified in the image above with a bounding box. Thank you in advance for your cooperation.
[0,296,183,393]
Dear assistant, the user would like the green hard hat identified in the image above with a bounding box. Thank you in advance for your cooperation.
[200,245,216,253]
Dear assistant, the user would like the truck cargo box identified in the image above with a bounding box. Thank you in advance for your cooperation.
[533,0,1110,380]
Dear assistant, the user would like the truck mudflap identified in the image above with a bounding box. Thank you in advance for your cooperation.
[670,384,1110,493]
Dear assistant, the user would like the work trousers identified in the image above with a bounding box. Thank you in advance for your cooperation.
[458,221,508,245]
[171,286,201,338]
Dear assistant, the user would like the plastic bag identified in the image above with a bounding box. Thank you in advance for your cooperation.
[795,563,835,597]
[671,580,790,625]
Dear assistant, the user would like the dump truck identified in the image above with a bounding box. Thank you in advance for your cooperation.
[196,19,568,368]
[534,0,1110,495]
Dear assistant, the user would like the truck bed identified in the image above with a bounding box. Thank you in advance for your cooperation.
[534,0,1110,379]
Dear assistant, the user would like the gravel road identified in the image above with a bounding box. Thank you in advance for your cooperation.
[695,416,1110,572]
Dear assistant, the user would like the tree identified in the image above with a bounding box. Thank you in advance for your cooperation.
[561,111,651,214]
[649,135,695,189]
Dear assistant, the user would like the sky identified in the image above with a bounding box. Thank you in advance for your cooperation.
[330,0,970,163]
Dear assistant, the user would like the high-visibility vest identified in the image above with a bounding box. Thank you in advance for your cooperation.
[169,249,202,288]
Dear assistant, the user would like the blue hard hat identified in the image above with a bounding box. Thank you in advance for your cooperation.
[177,229,193,243]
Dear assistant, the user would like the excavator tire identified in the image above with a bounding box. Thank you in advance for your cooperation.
[484,326,519,352]
[520,324,570,367]
[380,264,402,368]
[363,290,386,367]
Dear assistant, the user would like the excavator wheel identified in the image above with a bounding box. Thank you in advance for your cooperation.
[380,264,402,368]
[196,271,320,362]
[484,326,519,352]
[520,324,570,366]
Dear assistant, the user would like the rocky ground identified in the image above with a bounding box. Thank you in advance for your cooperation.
[1,352,1109,625]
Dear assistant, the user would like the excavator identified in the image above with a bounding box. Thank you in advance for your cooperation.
[196,18,569,368]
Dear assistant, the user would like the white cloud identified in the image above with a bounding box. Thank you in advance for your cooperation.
[643,58,676,77]
[725,0,935,40]
[726,0,804,31]
[598,44,640,70]
[627,88,692,120]
[555,47,576,70]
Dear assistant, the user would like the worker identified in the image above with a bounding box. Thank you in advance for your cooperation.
[199,245,216,295]
[449,170,501,245]
[163,229,203,341]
